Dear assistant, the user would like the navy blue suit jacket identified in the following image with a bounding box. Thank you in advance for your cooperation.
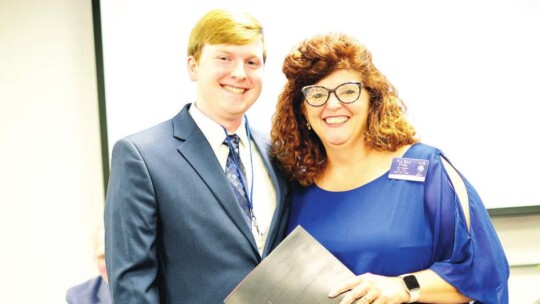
[66,276,111,304]
[105,104,289,303]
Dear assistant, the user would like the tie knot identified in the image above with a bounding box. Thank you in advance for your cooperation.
[225,134,241,152]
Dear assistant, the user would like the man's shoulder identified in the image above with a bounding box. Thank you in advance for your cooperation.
[118,105,191,146]
[66,276,102,302]
[249,127,270,146]
[127,119,172,141]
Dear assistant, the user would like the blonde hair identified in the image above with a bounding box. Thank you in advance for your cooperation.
[188,9,266,63]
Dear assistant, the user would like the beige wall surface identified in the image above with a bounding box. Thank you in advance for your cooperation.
[492,215,540,303]
[0,0,539,303]
[0,0,104,303]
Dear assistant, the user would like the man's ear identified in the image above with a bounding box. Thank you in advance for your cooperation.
[187,56,198,81]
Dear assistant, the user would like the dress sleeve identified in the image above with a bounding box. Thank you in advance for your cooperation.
[105,138,160,303]
[424,150,509,304]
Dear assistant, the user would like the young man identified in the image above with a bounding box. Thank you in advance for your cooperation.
[104,9,289,304]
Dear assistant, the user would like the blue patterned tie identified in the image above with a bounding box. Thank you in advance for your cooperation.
[224,134,251,224]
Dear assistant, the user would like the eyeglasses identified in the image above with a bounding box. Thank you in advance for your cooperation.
[301,81,362,107]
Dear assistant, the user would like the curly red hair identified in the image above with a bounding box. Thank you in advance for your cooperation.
[271,32,417,186]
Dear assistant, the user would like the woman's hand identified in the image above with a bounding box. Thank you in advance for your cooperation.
[328,272,409,304]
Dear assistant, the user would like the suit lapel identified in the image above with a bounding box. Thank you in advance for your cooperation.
[172,105,258,253]
[96,277,112,304]
[250,129,288,257]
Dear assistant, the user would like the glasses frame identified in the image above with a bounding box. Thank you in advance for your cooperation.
[301,81,363,107]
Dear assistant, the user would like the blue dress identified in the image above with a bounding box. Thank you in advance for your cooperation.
[286,143,509,303]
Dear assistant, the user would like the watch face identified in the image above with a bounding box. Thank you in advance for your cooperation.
[403,275,420,290]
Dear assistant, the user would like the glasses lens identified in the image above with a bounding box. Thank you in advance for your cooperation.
[303,86,329,106]
[336,83,361,103]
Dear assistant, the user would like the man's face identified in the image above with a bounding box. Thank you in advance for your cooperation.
[188,40,264,131]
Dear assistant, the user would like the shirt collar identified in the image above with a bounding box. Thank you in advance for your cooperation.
[189,103,248,150]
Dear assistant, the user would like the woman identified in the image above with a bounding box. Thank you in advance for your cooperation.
[271,32,508,304]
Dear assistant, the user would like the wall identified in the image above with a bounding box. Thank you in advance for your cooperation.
[493,214,540,303]
[0,0,104,303]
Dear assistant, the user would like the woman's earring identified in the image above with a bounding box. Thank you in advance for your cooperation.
[306,122,311,130]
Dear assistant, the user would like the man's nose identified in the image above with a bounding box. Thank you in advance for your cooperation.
[230,62,247,79]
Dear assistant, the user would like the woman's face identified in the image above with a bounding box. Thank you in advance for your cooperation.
[302,69,370,151]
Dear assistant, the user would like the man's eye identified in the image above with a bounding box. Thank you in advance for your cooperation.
[247,60,260,67]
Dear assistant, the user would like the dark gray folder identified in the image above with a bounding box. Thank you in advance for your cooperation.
[224,226,356,304]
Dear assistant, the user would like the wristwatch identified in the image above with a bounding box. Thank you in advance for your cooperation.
[399,274,420,303]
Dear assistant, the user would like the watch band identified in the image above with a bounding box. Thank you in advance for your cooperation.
[399,274,420,303]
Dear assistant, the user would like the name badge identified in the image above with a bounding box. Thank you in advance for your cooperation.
[388,157,429,182]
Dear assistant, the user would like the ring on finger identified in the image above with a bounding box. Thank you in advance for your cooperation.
[361,297,373,304]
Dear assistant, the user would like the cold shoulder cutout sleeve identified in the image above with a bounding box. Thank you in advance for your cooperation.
[424,149,509,303]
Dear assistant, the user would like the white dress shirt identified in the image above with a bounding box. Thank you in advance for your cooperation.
[189,104,277,255]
